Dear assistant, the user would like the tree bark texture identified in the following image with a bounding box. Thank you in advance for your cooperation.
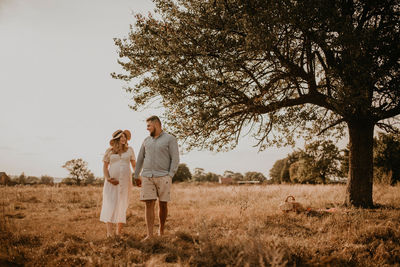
[345,121,374,207]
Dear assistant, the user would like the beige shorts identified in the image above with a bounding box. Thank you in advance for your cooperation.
[140,175,172,202]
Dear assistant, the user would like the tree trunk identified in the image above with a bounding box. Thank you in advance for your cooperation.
[320,172,326,184]
[345,121,374,208]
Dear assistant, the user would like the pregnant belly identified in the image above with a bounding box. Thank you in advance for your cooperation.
[109,164,130,180]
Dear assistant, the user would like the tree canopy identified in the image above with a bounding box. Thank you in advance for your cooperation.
[173,163,192,182]
[269,140,343,184]
[113,0,400,207]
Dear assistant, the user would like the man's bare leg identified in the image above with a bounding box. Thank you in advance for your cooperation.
[158,201,168,236]
[143,200,156,240]
[106,222,113,238]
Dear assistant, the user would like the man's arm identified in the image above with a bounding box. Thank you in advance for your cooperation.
[134,142,145,179]
[168,136,180,177]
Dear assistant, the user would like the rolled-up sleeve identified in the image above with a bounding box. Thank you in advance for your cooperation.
[168,136,180,177]
[134,142,145,178]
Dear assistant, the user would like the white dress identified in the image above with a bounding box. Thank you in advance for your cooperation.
[100,146,135,223]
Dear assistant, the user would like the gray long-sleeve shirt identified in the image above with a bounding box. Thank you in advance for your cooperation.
[134,131,179,179]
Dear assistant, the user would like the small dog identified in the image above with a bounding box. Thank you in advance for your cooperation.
[279,196,305,213]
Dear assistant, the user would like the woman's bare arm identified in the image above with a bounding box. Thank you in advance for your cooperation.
[103,161,118,185]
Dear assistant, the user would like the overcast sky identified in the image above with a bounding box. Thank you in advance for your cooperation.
[0,0,313,179]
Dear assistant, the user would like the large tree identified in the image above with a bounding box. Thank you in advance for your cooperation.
[62,159,94,186]
[113,0,400,207]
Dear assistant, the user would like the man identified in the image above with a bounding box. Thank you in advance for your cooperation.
[134,115,179,240]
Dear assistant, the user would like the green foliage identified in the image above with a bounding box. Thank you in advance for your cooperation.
[25,176,40,185]
[280,159,292,183]
[374,132,400,185]
[289,159,310,183]
[62,159,94,186]
[173,163,192,183]
[192,168,220,182]
[40,175,54,185]
[269,151,302,183]
[83,173,96,185]
[10,174,54,185]
[243,172,266,183]
[302,140,341,183]
[61,178,77,185]
[223,170,243,182]
[13,173,27,185]
[92,178,105,186]
[270,140,342,184]
[269,159,285,183]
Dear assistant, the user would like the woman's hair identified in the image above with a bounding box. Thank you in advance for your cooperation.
[110,133,129,154]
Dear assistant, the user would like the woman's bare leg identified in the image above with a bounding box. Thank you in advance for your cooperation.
[116,223,123,235]
[106,223,113,237]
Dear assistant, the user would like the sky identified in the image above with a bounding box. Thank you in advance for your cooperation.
[0,0,323,179]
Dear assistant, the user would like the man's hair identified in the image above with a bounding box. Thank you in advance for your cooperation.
[146,115,162,126]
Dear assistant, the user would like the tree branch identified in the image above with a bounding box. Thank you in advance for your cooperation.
[256,93,334,114]
[375,105,400,121]
[317,118,346,135]
[376,122,400,134]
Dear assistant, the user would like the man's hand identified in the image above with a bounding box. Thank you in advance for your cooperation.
[134,177,142,187]
[108,178,119,185]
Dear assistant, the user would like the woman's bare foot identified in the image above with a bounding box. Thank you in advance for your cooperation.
[106,222,113,238]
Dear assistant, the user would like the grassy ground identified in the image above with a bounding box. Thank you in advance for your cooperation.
[1,183,400,266]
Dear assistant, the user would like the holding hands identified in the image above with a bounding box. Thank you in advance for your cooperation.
[135,177,142,187]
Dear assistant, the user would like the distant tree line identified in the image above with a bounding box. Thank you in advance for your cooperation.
[7,133,399,186]
[172,164,266,183]
[6,172,103,186]
[7,173,56,186]
[5,158,102,186]
[270,133,400,185]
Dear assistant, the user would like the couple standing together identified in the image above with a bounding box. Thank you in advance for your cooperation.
[99,116,179,240]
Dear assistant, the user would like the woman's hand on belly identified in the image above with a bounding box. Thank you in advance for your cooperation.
[108,178,119,185]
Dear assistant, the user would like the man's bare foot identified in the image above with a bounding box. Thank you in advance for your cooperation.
[158,229,164,236]
[106,233,112,238]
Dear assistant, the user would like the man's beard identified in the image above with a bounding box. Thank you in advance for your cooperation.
[150,129,155,137]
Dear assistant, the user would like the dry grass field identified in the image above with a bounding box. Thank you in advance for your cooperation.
[1,183,400,266]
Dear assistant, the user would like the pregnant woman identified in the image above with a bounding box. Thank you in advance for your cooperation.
[100,129,136,237]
